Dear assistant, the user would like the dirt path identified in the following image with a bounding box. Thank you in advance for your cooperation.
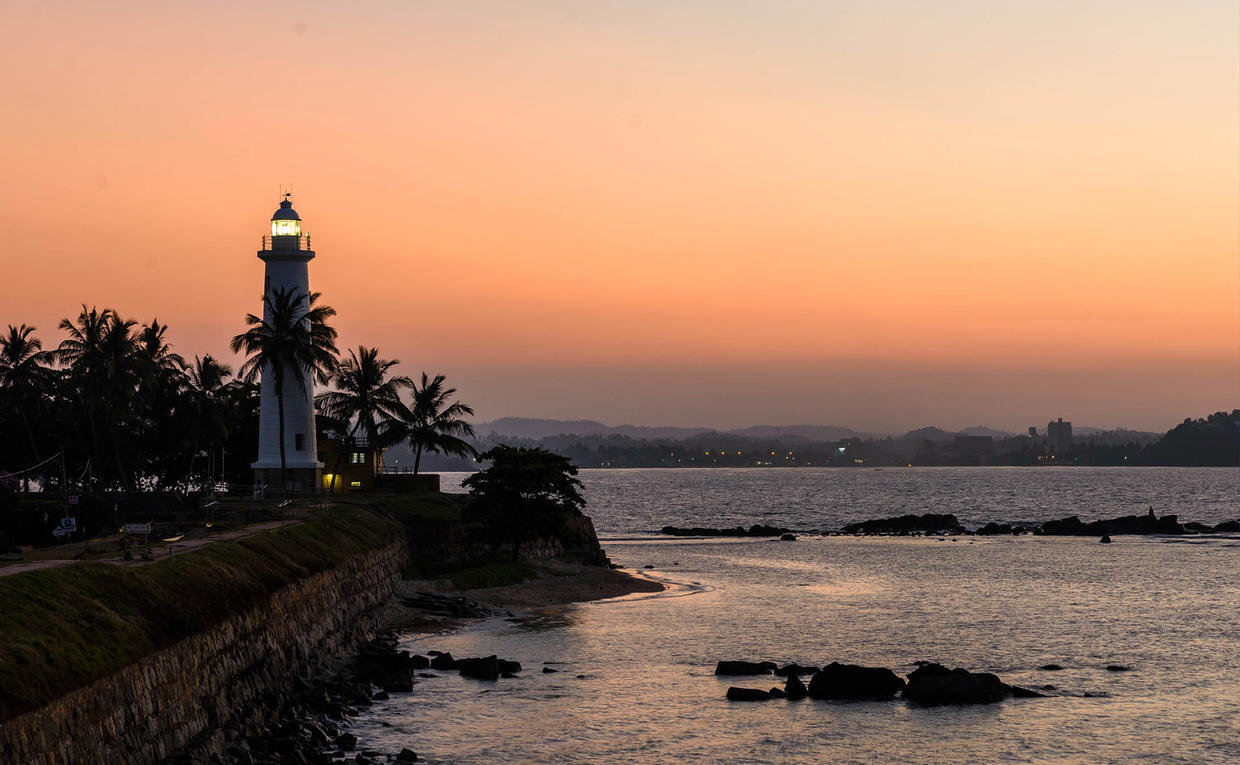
[0,519,302,578]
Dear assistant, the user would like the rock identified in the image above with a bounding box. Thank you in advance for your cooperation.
[497,659,523,674]
[780,533,797,541]
[840,514,964,535]
[411,654,430,669]
[381,672,414,693]
[1009,685,1046,698]
[542,667,559,673]
[501,672,519,679]
[429,652,457,670]
[807,662,905,700]
[334,732,357,751]
[457,656,501,680]
[1216,520,1240,532]
[643,564,655,569]
[1040,684,1057,691]
[976,522,1016,535]
[715,660,776,676]
[371,691,390,701]
[1105,665,1133,672]
[1038,664,1063,671]
[1099,535,1112,544]
[768,687,788,698]
[903,664,1012,705]
[774,664,819,677]
[1183,522,1214,533]
[660,524,792,537]
[726,687,773,701]
[784,673,808,700]
[396,749,419,762]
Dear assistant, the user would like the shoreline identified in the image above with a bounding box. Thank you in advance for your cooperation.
[382,562,665,634]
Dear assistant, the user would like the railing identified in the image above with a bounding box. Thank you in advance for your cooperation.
[260,234,312,251]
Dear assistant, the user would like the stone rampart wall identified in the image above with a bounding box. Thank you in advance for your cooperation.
[0,539,406,765]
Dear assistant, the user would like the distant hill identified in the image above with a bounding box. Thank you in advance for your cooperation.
[477,417,713,441]
[902,426,956,442]
[959,425,1015,438]
[727,425,863,441]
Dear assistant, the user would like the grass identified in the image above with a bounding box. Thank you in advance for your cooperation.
[0,504,399,724]
[445,561,536,590]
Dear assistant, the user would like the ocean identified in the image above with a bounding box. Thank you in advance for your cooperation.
[350,467,1239,763]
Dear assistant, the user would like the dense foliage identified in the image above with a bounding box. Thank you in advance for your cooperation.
[463,446,585,560]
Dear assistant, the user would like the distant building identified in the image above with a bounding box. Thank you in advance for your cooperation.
[1047,418,1073,454]
[318,436,384,493]
[1028,426,1037,439]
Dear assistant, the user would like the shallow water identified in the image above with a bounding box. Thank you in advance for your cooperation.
[349,468,1239,763]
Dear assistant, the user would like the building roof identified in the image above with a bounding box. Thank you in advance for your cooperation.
[271,196,301,221]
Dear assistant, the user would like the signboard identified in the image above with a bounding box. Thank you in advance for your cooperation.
[124,523,152,535]
[52,517,76,537]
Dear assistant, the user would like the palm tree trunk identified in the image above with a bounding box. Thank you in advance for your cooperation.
[413,443,422,477]
[276,386,288,498]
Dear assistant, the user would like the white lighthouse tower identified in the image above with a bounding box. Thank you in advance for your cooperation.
[251,194,322,494]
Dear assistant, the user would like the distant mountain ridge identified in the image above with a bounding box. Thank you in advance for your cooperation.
[476,417,865,442]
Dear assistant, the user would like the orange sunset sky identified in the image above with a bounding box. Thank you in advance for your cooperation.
[2,1,1237,432]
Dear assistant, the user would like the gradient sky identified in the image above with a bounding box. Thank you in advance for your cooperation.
[2,1,1237,432]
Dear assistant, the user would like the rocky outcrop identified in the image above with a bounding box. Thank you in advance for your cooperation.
[661,524,793,537]
[840,514,964,535]
[1039,513,1183,536]
[806,662,906,700]
[715,660,776,676]
[903,664,1021,705]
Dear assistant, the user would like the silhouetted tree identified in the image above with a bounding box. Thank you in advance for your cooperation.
[462,445,585,561]
[0,325,52,489]
[399,373,477,476]
[316,346,411,492]
[231,288,338,494]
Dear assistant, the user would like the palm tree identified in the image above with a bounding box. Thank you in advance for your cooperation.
[183,354,233,488]
[230,287,338,494]
[56,306,139,489]
[0,325,52,489]
[399,372,478,476]
[317,346,411,493]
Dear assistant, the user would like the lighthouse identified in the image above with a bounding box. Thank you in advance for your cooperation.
[251,194,322,494]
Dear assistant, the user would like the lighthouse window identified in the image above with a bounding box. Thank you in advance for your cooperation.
[351,452,365,464]
[295,433,305,451]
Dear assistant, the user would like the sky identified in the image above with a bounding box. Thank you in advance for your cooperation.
[2,1,1237,433]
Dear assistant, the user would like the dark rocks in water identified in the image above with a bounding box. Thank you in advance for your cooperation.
[411,654,430,669]
[1105,664,1133,672]
[501,672,519,679]
[1216,520,1240,532]
[1183,522,1215,533]
[429,652,458,670]
[726,687,773,701]
[401,591,491,618]
[774,663,819,677]
[780,533,797,541]
[381,671,414,693]
[661,524,792,538]
[1100,535,1112,544]
[784,673,809,700]
[1040,513,1184,537]
[371,691,389,701]
[807,662,906,700]
[1083,691,1109,698]
[457,656,501,680]
[1009,685,1046,698]
[643,564,655,569]
[1040,684,1057,691]
[396,749,419,763]
[542,667,559,673]
[768,687,788,698]
[335,733,357,751]
[1038,664,1064,671]
[497,659,522,674]
[715,660,776,676]
[840,514,964,535]
[903,664,1016,705]
[976,522,1018,535]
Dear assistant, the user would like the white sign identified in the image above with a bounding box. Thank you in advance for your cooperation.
[124,523,151,535]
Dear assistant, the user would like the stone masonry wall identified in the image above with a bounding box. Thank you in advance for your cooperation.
[0,539,407,765]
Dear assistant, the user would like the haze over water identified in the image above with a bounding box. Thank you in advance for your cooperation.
[350,468,1239,763]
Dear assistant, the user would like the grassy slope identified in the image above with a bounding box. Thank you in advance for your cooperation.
[0,502,408,724]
